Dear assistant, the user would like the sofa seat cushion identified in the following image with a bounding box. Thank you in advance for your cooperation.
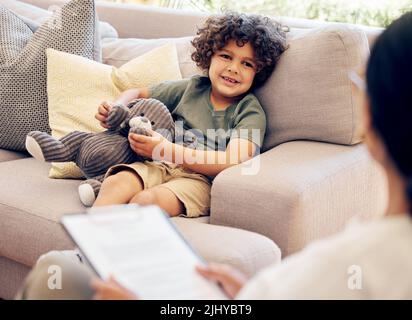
[0,149,29,162]
[0,158,280,277]
[0,256,31,300]
[0,158,84,266]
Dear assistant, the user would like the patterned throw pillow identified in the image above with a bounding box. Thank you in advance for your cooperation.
[0,0,100,151]
[0,0,118,40]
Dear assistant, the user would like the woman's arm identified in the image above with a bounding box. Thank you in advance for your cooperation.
[196,263,247,299]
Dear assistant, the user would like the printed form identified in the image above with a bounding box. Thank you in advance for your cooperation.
[61,205,227,300]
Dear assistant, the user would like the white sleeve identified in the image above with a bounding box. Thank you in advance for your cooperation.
[236,243,364,300]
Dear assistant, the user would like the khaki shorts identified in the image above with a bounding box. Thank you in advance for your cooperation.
[104,161,211,218]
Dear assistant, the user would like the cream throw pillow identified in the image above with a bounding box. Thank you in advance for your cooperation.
[47,43,182,178]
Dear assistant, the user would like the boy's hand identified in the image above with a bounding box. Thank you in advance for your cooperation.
[95,101,114,129]
[129,130,173,161]
[91,276,138,300]
[196,263,247,299]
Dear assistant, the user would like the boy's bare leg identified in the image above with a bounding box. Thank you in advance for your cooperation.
[128,186,185,217]
[93,170,144,207]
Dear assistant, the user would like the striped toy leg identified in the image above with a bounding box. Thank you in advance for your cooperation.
[26,131,92,162]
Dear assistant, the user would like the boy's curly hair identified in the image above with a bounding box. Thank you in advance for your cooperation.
[191,11,288,89]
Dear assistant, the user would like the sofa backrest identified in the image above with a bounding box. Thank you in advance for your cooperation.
[22,0,379,150]
[24,0,383,46]
[100,26,370,150]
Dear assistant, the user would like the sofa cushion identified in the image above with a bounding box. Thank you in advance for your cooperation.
[0,256,30,300]
[0,149,29,162]
[46,44,182,179]
[257,25,370,151]
[0,0,100,151]
[101,37,202,79]
[0,159,280,277]
[0,159,83,266]
[0,0,118,40]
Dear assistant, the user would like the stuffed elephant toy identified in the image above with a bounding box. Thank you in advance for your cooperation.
[25,98,197,207]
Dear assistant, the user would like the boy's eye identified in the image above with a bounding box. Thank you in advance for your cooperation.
[220,54,231,60]
[243,61,254,69]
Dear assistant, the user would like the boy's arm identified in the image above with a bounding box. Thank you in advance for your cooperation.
[96,88,150,128]
[171,138,257,177]
[113,87,150,106]
[129,133,258,177]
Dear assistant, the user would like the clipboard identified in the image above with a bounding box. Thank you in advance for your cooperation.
[61,204,227,300]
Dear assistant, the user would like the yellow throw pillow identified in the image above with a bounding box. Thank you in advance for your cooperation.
[46,43,182,178]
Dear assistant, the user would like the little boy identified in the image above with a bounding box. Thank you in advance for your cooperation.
[94,12,287,217]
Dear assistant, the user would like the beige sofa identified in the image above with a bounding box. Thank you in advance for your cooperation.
[0,0,387,299]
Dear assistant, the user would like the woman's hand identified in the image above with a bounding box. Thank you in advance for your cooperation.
[196,263,247,299]
[95,101,114,129]
[128,130,174,161]
[91,276,138,300]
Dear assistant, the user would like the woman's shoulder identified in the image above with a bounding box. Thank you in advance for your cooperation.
[303,215,412,260]
[238,215,412,299]
[305,216,412,296]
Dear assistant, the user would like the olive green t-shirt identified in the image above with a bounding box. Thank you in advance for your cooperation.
[149,75,266,152]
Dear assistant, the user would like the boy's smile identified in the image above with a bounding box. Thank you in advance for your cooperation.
[209,40,257,110]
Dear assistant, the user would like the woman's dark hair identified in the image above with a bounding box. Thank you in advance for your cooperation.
[366,11,412,213]
[191,11,288,89]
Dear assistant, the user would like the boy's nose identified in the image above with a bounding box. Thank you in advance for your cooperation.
[227,65,238,74]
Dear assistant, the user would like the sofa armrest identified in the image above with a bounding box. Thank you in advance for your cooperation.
[210,141,387,257]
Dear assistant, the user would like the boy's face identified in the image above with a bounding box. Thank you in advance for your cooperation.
[209,40,258,103]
